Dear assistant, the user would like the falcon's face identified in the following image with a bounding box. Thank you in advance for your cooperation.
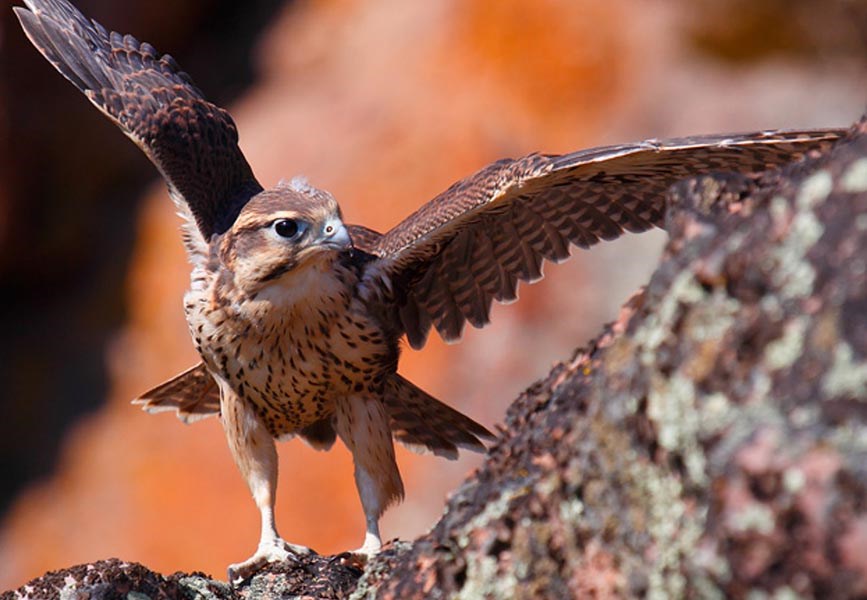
[220,182,350,295]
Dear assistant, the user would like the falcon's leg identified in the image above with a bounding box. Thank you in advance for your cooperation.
[220,389,311,584]
[334,394,405,556]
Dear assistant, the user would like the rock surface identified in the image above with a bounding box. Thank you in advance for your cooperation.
[4,117,865,599]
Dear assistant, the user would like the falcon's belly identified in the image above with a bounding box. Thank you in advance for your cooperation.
[186,258,397,437]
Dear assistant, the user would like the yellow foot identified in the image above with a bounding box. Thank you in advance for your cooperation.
[227,539,313,585]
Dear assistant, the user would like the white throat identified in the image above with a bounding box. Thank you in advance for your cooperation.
[249,259,344,312]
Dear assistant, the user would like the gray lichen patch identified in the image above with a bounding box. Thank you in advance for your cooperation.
[841,157,867,193]
[763,171,834,303]
[682,293,740,344]
[647,372,707,485]
[459,485,527,548]
[58,580,80,600]
[727,502,776,535]
[177,576,233,600]
[699,392,736,437]
[822,341,867,398]
[796,171,833,210]
[764,316,808,370]
[635,270,709,360]
[633,269,742,486]
[770,207,824,300]
[627,457,712,600]
[456,554,518,600]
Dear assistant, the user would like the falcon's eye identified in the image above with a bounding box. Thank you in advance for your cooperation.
[273,218,306,240]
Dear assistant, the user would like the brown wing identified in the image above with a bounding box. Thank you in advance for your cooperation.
[363,129,844,348]
[15,0,262,239]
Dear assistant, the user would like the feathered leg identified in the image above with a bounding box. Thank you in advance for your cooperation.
[334,394,404,554]
[221,388,310,583]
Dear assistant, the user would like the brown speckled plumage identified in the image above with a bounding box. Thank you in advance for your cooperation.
[16,0,846,585]
[194,216,397,440]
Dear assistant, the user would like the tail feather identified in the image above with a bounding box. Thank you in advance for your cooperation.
[133,363,221,424]
[382,374,495,459]
[133,364,496,460]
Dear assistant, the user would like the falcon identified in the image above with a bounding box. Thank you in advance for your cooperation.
[15,0,844,583]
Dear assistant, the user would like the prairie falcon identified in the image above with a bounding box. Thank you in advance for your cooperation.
[15,0,844,583]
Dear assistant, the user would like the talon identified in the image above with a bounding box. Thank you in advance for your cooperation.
[330,550,368,569]
[227,539,313,585]
[283,540,315,556]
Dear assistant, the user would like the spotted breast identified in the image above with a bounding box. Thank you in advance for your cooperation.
[187,248,398,438]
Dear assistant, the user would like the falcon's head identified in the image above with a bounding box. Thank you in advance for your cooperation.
[219,177,351,296]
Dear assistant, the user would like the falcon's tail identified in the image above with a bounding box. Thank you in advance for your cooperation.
[133,363,221,424]
[132,363,495,458]
[382,374,495,459]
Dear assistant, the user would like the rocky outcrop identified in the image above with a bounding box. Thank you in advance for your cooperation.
[361,116,867,598]
[4,118,865,599]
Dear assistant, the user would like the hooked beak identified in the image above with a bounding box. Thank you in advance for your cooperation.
[319,219,351,251]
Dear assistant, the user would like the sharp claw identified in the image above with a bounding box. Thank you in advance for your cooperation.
[326,541,380,570]
[227,539,314,585]
[284,541,314,556]
[330,550,369,569]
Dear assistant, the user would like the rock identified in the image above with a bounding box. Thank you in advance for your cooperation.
[0,559,225,600]
[4,117,865,599]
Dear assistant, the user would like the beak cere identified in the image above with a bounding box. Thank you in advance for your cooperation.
[321,220,351,251]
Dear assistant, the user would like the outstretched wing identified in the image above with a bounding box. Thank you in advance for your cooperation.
[363,129,844,348]
[15,0,262,240]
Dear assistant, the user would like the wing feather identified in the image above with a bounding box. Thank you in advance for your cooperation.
[15,0,262,241]
[364,129,844,348]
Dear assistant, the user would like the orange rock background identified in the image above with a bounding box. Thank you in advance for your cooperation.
[0,0,864,589]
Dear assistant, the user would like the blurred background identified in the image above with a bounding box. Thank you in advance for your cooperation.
[0,0,864,589]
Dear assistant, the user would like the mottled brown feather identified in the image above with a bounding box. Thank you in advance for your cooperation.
[134,361,340,449]
[133,364,492,458]
[365,131,844,348]
[346,224,384,253]
[133,363,220,424]
[14,0,262,238]
[382,374,493,459]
